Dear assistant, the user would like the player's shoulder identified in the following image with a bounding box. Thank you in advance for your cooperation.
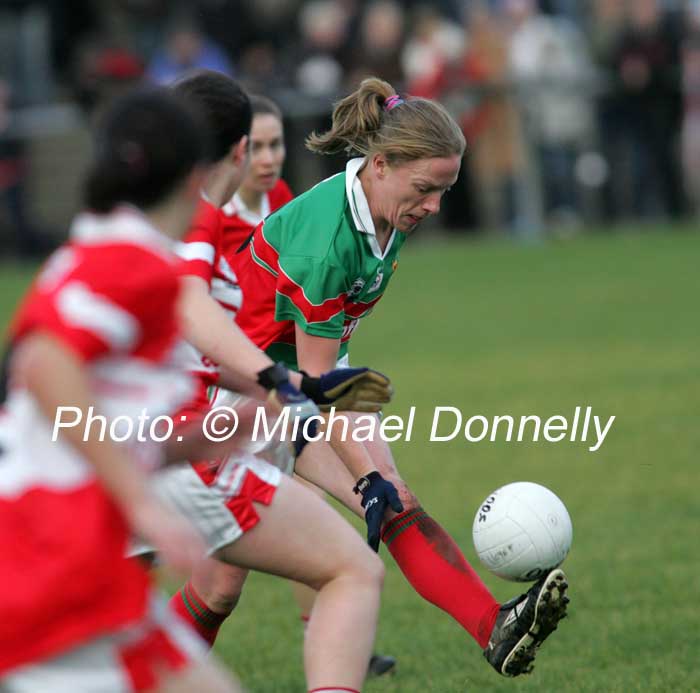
[63,208,181,297]
[264,171,349,258]
[272,171,346,221]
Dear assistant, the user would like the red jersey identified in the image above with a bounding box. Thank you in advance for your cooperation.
[214,179,293,318]
[0,207,193,674]
[219,178,293,263]
[175,181,293,483]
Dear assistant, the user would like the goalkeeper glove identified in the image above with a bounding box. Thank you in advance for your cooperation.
[301,367,393,412]
[353,471,404,551]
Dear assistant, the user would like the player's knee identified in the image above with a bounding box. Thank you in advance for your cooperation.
[318,542,385,593]
[346,544,385,589]
[206,589,242,615]
[363,549,385,588]
[196,563,248,615]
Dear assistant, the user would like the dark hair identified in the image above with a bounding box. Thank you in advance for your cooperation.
[172,69,252,161]
[250,94,282,121]
[84,87,210,213]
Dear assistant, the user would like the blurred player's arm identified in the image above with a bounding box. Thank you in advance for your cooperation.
[179,275,302,395]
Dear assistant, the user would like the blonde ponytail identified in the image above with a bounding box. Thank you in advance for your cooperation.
[306,76,465,163]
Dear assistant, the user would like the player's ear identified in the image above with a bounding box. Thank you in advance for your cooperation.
[371,153,388,180]
[232,135,249,168]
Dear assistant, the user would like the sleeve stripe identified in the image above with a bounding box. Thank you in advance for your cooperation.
[253,222,280,270]
[56,281,140,350]
[344,294,383,318]
[174,241,216,264]
[276,265,346,324]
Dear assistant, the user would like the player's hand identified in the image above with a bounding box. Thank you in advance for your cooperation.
[270,381,319,457]
[129,497,205,574]
[257,363,320,457]
[353,471,404,551]
[302,367,393,412]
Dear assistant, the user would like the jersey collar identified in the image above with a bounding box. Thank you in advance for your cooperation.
[345,157,397,260]
[221,190,269,227]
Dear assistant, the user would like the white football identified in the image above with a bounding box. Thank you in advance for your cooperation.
[472,482,572,582]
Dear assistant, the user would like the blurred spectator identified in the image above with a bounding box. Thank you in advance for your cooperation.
[405,3,527,232]
[462,4,527,232]
[402,5,465,93]
[73,36,144,114]
[346,1,406,89]
[506,0,594,225]
[294,0,352,95]
[587,0,626,217]
[238,42,285,94]
[147,15,234,85]
[607,0,684,219]
[0,2,53,106]
[0,80,54,257]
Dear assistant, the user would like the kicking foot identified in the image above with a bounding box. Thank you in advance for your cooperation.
[484,568,569,676]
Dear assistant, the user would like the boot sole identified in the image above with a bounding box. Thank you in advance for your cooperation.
[501,568,569,676]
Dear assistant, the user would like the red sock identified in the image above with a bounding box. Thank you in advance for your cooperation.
[382,507,500,648]
[169,581,229,648]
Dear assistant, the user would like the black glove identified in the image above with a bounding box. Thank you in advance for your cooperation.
[257,363,319,457]
[301,367,393,412]
[353,471,404,551]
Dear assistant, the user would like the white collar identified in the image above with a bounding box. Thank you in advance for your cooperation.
[221,190,270,227]
[70,205,175,257]
[344,157,397,260]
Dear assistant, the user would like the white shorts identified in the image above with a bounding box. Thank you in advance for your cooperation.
[0,597,205,693]
[133,456,282,557]
[207,354,350,478]
[209,387,296,476]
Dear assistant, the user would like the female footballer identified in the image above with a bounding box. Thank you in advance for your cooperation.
[0,88,241,693]
[231,77,571,678]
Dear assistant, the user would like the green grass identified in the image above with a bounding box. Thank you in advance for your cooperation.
[2,227,699,692]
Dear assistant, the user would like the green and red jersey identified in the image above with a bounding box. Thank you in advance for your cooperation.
[235,158,405,369]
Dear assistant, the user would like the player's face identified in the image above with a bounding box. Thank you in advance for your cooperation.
[378,155,461,233]
[241,113,286,194]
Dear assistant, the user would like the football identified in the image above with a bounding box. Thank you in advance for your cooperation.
[472,482,573,582]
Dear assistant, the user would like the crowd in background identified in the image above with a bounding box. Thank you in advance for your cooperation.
[1,0,699,254]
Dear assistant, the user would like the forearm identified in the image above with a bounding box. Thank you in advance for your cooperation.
[324,423,377,479]
[217,365,266,398]
[294,324,375,478]
[163,397,270,463]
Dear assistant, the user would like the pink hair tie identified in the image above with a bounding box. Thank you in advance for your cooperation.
[384,94,404,111]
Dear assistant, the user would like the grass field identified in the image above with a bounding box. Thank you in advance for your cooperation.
[2,227,699,692]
